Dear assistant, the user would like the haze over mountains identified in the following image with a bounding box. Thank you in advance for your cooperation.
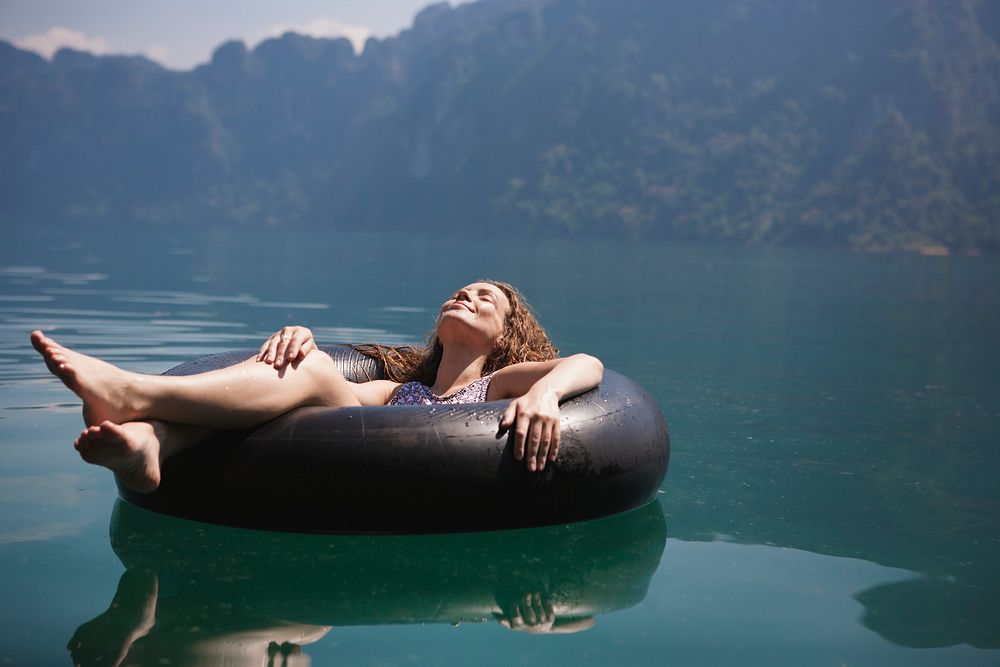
[2,0,998,252]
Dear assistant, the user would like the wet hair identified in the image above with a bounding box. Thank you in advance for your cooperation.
[352,280,558,385]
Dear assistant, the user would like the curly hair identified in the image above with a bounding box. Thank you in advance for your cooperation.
[352,280,558,385]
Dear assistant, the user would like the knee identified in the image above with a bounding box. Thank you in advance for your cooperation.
[295,350,359,406]
[297,351,357,393]
[295,350,343,379]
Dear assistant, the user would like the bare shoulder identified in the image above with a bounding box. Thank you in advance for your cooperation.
[350,379,403,406]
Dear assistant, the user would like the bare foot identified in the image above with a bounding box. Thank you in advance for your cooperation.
[30,330,141,426]
[75,421,163,493]
[68,568,158,667]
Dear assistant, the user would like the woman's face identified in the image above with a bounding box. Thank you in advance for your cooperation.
[437,282,511,349]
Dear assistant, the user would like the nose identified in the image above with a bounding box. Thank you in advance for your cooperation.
[455,289,473,302]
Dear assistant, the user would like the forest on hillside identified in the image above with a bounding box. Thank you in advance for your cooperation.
[1,0,998,253]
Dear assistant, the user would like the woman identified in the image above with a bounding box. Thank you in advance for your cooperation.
[30,281,603,494]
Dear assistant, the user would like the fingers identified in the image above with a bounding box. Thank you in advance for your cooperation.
[521,595,538,625]
[514,416,557,471]
[265,337,280,364]
[500,403,517,452]
[284,336,301,364]
[500,403,515,429]
[528,592,553,627]
[257,327,315,366]
[257,334,280,364]
[536,419,555,471]
[549,421,560,462]
[501,399,561,471]
[525,418,543,471]
[514,415,530,463]
[274,328,293,365]
[286,336,316,365]
[527,414,562,471]
[509,592,554,632]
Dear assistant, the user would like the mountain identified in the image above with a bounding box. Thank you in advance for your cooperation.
[2,0,998,253]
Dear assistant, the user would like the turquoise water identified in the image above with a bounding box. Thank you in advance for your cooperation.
[1,226,998,665]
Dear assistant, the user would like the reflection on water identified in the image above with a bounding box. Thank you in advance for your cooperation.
[856,576,998,650]
[68,500,667,666]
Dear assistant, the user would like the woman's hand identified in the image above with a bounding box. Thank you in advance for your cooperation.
[500,387,561,471]
[489,356,602,469]
[257,326,316,368]
[495,591,556,633]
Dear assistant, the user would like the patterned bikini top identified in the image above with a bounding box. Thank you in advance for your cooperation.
[388,373,495,406]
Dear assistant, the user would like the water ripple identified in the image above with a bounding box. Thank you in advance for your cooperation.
[0,271,411,385]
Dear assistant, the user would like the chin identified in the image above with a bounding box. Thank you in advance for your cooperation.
[438,320,491,347]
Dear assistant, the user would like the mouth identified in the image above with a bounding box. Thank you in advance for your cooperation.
[446,301,474,313]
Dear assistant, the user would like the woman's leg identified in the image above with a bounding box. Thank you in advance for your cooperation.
[30,330,361,429]
[75,419,213,493]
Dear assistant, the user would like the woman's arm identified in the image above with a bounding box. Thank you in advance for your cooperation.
[489,354,604,472]
[489,354,604,402]
[349,379,401,407]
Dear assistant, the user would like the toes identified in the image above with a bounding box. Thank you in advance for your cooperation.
[49,355,77,381]
[75,425,99,448]
[101,421,127,439]
[31,331,68,360]
[38,336,58,356]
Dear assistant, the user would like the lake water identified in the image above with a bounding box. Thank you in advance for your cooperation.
[1,226,998,665]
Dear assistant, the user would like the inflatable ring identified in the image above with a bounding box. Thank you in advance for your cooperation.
[117,346,670,533]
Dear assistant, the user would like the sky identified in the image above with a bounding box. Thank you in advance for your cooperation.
[0,0,446,70]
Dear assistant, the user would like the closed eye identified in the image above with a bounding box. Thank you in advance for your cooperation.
[479,288,501,302]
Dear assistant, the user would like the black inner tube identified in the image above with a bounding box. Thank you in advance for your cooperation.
[117,346,670,534]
